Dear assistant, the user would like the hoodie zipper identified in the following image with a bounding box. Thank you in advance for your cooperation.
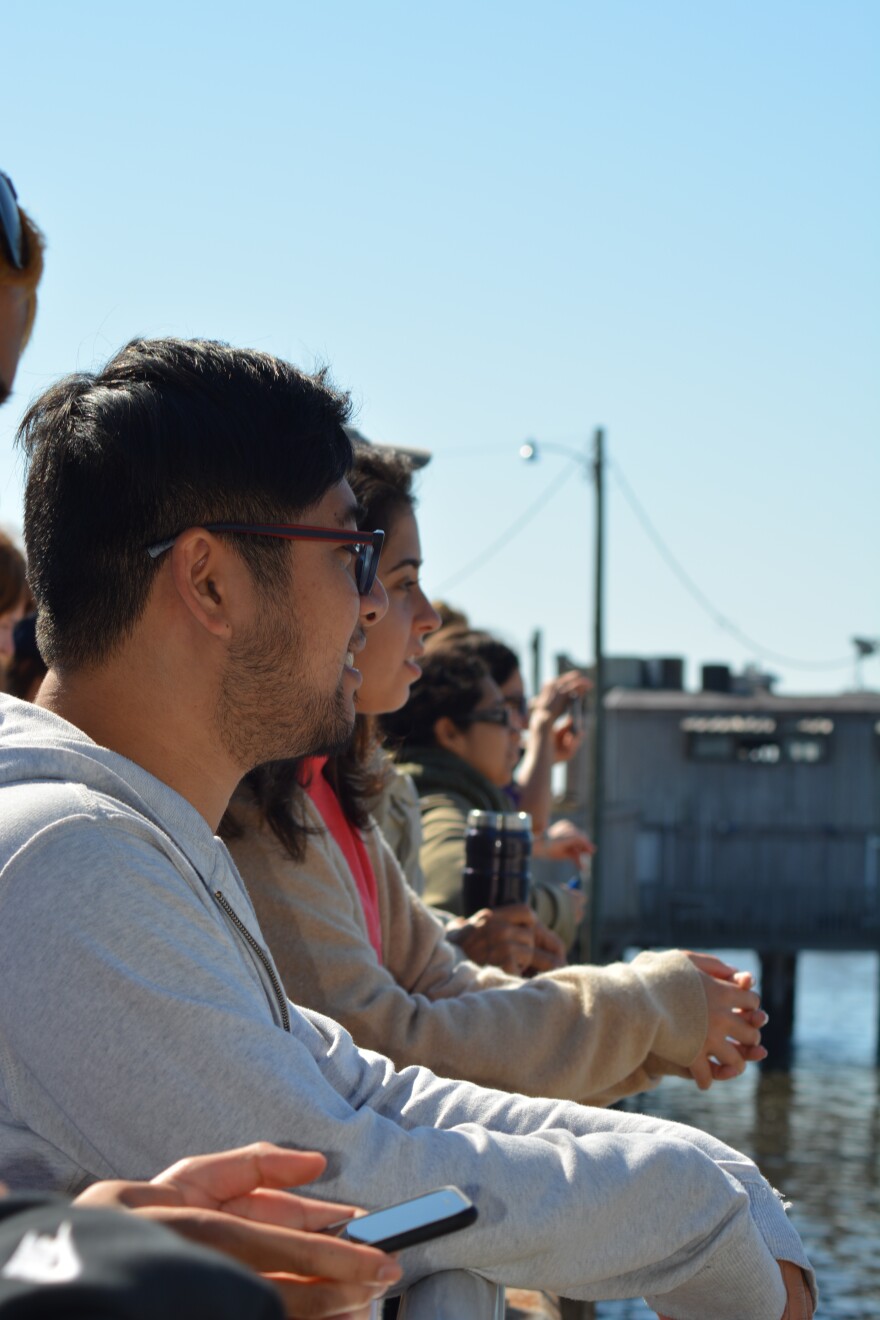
[213,890,290,1033]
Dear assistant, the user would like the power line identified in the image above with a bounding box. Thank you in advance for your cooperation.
[434,457,581,592]
[608,457,855,672]
[431,440,861,673]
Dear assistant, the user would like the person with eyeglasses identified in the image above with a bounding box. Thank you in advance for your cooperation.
[382,646,574,923]
[0,184,410,1320]
[421,628,595,950]
[423,624,593,856]
[388,646,523,819]
[0,182,401,1319]
[452,636,595,865]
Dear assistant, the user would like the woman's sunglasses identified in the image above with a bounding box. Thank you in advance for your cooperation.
[457,706,513,729]
[0,171,26,270]
[147,523,385,596]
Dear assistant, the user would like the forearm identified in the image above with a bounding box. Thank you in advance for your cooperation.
[492,950,707,1101]
[251,839,675,1103]
[512,714,556,832]
[343,1062,812,1312]
[319,940,705,1109]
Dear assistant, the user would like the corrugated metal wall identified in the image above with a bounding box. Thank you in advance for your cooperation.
[592,700,880,952]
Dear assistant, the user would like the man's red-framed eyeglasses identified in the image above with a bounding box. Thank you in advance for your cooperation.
[147,523,385,596]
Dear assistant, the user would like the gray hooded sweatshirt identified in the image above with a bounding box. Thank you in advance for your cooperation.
[0,696,814,1318]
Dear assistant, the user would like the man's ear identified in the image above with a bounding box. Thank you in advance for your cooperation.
[167,530,236,639]
[433,715,463,754]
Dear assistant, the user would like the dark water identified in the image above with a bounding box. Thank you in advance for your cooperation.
[597,950,880,1320]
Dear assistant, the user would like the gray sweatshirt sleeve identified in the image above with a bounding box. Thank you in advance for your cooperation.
[0,817,813,1319]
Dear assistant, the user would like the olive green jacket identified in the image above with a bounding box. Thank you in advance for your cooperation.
[393,746,580,945]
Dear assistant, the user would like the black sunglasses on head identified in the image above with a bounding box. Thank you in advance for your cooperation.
[0,171,26,270]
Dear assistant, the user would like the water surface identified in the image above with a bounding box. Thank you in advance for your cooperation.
[597,951,880,1319]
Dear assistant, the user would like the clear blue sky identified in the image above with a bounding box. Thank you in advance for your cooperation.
[2,0,877,694]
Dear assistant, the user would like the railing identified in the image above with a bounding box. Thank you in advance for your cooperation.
[396,1270,505,1319]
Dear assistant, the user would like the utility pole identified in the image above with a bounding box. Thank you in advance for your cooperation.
[852,637,880,690]
[519,429,606,972]
[589,428,605,964]
[530,628,543,698]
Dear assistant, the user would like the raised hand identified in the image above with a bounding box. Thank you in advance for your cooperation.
[532,818,596,865]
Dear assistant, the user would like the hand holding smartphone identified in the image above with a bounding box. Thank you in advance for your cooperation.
[324,1186,477,1253]
[567,691,588,735]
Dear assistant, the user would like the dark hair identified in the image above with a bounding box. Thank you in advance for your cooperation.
[349,445,415,539]
[428,627,521,689]
[221,760,313,863]
[381,647,490,753]
[17,337,352,668]
[222,446,418,858]
[0,530,29,615]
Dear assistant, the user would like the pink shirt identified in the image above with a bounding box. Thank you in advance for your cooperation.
[300,757,383,961]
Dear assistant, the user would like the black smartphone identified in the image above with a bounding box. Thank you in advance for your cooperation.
[325,1185,477,1252]
[567,691,588,734]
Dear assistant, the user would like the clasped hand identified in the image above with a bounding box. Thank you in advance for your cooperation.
[448,905,567,975]
[683,952,769,1089]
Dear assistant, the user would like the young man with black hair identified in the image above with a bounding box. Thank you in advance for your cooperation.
[0,174,402,1320]
[0,333,815,1318]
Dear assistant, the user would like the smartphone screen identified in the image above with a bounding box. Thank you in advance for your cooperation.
[334,1186,477,1252]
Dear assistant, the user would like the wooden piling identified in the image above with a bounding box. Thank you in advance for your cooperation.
[759,951,797,1067]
